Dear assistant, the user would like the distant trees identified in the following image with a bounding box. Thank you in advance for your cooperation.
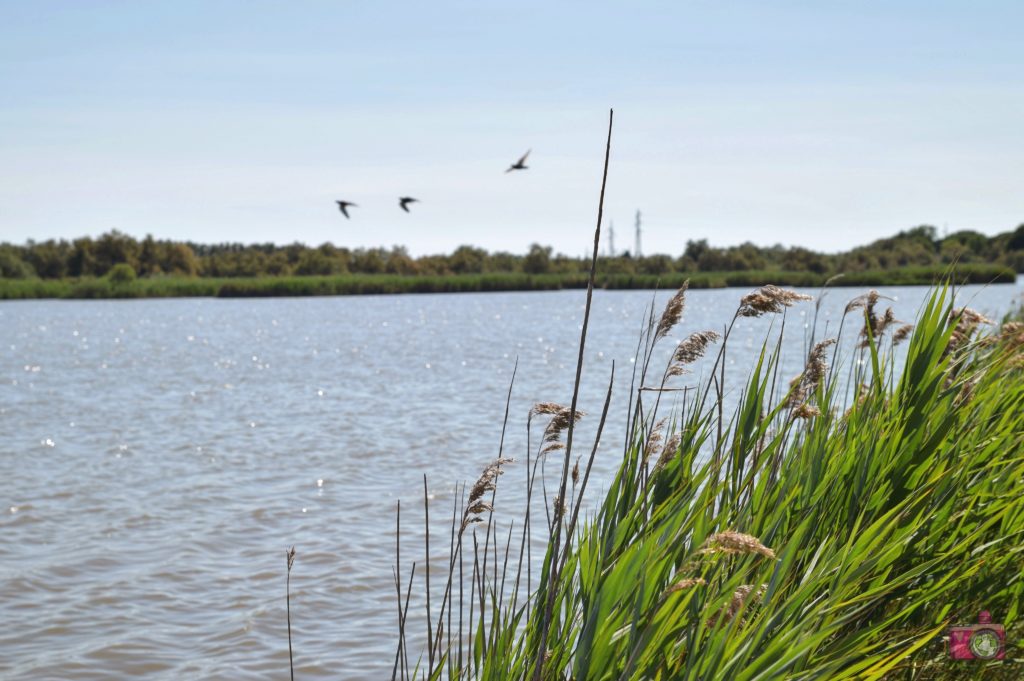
[523,244,552,274]
[1,224,1022,281]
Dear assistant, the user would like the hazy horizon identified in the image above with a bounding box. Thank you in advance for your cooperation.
[2,2,1022,256]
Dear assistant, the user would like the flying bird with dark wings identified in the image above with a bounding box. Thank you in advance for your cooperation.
[398,197,419,213]
[335,200,357,219]
[505,149,530,173]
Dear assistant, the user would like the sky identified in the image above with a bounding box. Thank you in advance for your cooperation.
[1,1,1022,257]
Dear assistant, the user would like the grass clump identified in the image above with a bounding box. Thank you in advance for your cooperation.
[387,113,1022,679]
[391,279,1023,680]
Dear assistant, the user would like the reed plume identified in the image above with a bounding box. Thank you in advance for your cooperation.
[738,285,812,317]
[787,338,836,407]
[845,289,880,315]
[946,307,993,355]
[699,531,776,559]
[533,403,586,450]
[531,402,564,416]
[644,418,667,460]
[665,577,706,595]
[655,280,689,341]
[654,432,682,471]
[707,584,768,627]
[461,457,513,530]
[668,330,720,376]
[846,289,898,347]
[892,324,914,346]
[793,403,821,419]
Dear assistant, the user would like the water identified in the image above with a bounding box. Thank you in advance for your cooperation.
[2,281,1021,679]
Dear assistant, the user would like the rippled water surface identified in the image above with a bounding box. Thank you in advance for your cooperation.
[2,281,1021,679]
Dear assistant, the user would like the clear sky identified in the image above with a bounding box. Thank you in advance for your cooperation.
[1,1,1021,256]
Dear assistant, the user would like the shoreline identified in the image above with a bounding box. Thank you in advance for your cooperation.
[0,265,1016,300]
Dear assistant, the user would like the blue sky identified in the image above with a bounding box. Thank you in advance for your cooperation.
[1,1,1021,256]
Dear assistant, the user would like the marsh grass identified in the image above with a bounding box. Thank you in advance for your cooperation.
[384,116,1023,679]
[387,275,1023,681]
[0,265,1014,300]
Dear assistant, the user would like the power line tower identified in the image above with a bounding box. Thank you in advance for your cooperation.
[608,221,616,257]
[634,210,642,258]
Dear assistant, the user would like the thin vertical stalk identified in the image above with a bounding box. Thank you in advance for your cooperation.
[533,107,613,681]
[286,546,296,681]
[423,474,433,675]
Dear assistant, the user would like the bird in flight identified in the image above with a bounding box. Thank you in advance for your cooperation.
[335,200,357,219]
[505,149,530,173]
[399,197,419,213]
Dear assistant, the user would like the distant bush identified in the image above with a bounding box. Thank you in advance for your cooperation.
[106,263,137,285]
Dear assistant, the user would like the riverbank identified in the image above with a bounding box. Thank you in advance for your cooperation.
[0,264,1015,300]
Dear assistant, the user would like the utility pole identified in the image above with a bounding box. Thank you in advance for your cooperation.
[608,221,616,257]
[634,210,642,258]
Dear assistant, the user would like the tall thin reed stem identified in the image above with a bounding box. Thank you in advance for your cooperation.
[533,107,613,681]
[286,546,296,681]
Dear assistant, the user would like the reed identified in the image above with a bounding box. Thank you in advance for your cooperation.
[1,264,1015,300]
[387,279,1024,679]
[382,115,1023,679]
[285,546,296,681]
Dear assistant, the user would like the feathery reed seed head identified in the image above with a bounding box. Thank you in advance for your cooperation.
[787,338,835,407]
[793,403,821,419]
[654,432,682,471]
[655,280,689,340]
[462,457,513,528]
[531,402,565,416]
[699,531,776,559]
[644,418,667,460]
[845,289,880,315]
[542,407,586,444]
[893,324,914,346]
[673,330,720,367]
[666,577,706,595]
[738,285,812,317]
[708,584,768,627]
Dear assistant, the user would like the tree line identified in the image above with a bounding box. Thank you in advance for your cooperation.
[2,224,1022,280]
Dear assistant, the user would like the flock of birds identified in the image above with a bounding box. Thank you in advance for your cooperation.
[333,149,531,219]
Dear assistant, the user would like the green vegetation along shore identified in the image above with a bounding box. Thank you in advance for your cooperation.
[386,282,1024,679]
[2,223,1020,299]
[0,265,1016,300]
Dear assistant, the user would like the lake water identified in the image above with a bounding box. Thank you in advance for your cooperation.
[2,280,1021,680]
